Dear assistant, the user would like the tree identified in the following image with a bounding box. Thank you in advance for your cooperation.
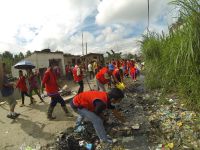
[2,51,13,60]
[26,50,32,57]
[18,52,24,59]
[122,53,135,60]
[106,49,122,61]
[2,51,14,73]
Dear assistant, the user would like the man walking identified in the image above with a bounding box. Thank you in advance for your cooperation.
[42,63,73,120]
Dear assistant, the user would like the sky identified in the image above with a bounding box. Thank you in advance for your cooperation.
[0,0,178,55]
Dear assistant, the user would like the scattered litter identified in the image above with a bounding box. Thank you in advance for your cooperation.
[131,124,140,130]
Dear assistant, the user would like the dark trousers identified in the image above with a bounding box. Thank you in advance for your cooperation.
[89,71,94,79]
[78,80,84,94]
[30,88,43,101]
[50,94,66,107]
[21,91,31,104]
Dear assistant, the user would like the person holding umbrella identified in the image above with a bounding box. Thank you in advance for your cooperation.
[42,62,73,120]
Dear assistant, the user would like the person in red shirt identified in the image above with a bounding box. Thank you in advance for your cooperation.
[72,63,84,94]
[112,68,123,84]
[70,88,124,144]
[65,65,70,80]
[16,70,33,107]
[42,63,73,120]
[95,64,115,91]
[27,69,44,103]
[130,64,137,81]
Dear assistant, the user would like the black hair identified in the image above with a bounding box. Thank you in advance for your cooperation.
[108,88,124,100]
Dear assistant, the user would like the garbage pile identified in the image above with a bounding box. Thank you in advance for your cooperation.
[52,101,146,150]
[148,95,200,149]
[42,76,199,150]
[44,77,151,150]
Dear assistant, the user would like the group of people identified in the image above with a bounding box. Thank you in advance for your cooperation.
[68,59,141,144]
[0,58,141,145]
[71,59,140,93]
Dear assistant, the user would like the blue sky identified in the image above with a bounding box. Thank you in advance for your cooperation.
[0,0,178,55]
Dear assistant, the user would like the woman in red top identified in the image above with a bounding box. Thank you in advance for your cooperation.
[16,70,33,107]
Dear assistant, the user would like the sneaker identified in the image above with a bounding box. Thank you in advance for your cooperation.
[7,114,16,119]
[13,113,20,118]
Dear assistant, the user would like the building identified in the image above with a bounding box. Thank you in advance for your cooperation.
[63,54,81,66]
[12,49,65,78]
[11,50,104,78]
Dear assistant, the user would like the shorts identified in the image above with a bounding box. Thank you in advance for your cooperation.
[4,94,17,106]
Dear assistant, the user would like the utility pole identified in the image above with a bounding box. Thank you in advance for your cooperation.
[86,42,87,55]
[147,0,150,31]
[82,32,84,56]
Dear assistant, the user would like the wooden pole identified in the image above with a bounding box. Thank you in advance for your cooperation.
[86,42,87,55]
[82,32,84,56]
[147,0,150,33]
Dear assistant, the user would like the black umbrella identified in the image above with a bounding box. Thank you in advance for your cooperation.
[14,60,35,69]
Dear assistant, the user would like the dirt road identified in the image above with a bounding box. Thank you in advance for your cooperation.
[0,79,95,150]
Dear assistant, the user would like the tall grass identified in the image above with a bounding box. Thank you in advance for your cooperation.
[141,0,200,109]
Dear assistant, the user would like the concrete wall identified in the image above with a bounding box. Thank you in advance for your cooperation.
[34,53,65,73]
[64,55,80,66]
[12,52,65,78]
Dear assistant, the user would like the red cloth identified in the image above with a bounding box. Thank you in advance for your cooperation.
[73,91,108,112]
[96,67,110,84]
[42,68,59,95]
[65,66,69,73]
[130,66,136,80]
[112,68,119,77]
[28,75,38,90]
[72,66,83,82]
[16,76,28,92]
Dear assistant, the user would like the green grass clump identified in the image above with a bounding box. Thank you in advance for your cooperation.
[141,0,200,110]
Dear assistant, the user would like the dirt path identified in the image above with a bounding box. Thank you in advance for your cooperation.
[49,75,155,150]
[0,75,161,150]
[0,79,95,150]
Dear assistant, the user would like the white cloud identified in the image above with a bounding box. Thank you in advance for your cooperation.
[0,0,179,55]
[0,0,99,53]
[96,0,168,25]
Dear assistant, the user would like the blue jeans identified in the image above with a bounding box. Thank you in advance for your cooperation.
[77,108,108,141]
